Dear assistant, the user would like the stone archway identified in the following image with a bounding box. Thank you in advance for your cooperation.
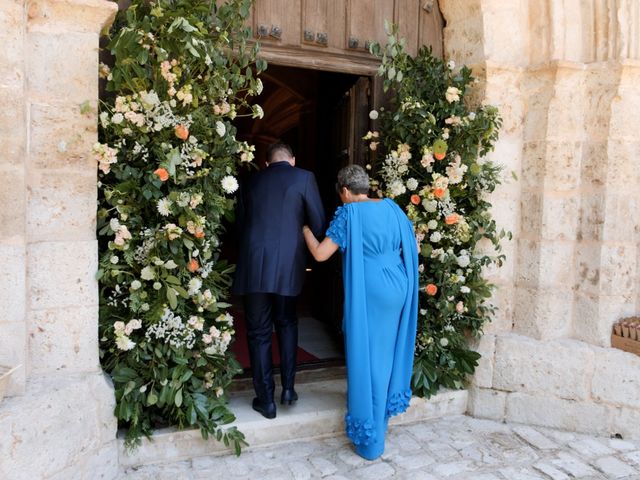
[0,1,119,478]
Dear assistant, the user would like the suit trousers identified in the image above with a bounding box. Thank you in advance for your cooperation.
[243,293,298,402]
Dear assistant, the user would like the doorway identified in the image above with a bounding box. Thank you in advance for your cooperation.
[226,64,373,375]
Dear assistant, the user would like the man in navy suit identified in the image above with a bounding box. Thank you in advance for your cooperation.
[233,143,325,419]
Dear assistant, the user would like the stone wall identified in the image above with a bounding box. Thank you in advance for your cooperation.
[440,0,640,439]
[0,1,118,479]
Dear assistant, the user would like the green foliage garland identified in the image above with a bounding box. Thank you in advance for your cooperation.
[95,0,265,450]
[368,28,509,397]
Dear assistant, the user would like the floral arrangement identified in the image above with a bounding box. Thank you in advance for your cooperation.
[368,27,508,397]
[95,0,264,449]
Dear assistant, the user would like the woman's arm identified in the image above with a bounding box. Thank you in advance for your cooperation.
[303,225,339,262]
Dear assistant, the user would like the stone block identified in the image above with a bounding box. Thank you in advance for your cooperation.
[29,101,98,171]
[467,387,506,421]
[27,0,118,35]
[601,192,639,243]
[540,193,579,241]
[0,168,25,241]
[49,441,119,480]
[28,306,99,375]
[505,392,611,436]
[576,190,605,242]
[592,347,640,409]
[609,406,640,440]
[0,87,26,166]
[572,292,636,347]
[542,141,583,190]
[27,240,98,311]
[0,373,116,480]
[580,141,608,188]
[480,7,528,66]
[521,141,545,190]
[469,334,495,388]
[515,239,575,289]
[512,286,572,340]
[0,322,26,396]
[519,192,542,239]
[604,141,640,187]
[27,32,100,103]
[0,244,26,323]
[609,90,640,142]
[27,170,97,242]
[483,285,514,334]
[576,243,637,296]
[484,69,525,135]
[493,335,593,400]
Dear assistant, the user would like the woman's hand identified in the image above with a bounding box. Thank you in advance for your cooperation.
[303,225,339,262]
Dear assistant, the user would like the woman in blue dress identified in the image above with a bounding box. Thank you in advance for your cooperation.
[302,164,418,460]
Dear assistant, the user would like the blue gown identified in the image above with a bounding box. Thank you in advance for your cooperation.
[326,198,419,460]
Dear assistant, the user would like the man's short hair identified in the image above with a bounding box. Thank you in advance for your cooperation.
[266,142,293,163]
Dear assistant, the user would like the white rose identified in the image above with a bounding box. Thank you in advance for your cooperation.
[423,200,438,213]
[439,337,449,347]
[116,335,135,351]
[110,255,119,264]
[430,231,442,243]
[406,178,419,190]
[140,266,155,280]
[153,282,162,290]
[445,86,461,103]
[427,220,438,229]
[130,280,142,290]
[369,109,379,120]
[460,286,470,294]
[457,255,471,268]
[447,60,456,70]
[111,113,124,124]
[113,321,126,333]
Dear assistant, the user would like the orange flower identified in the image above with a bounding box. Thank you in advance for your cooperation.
[194,230,205,239]
[154,168,169,182]
[434,187,446,199]
[434,152,446,160]
[410,194,421,205]
[175,124,189,140]
[425,284,438,296]
[187,258,199,273]
[445,213,460,225]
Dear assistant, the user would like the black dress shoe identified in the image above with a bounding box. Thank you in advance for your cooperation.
[281,388,298,405]
[252,398,276,419]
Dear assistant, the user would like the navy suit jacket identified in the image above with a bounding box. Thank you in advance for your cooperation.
[232,162,326,296]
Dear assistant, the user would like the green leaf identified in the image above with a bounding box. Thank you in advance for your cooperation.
[147,392,158,406]
[166,288,178,309]
[175,388,183,407]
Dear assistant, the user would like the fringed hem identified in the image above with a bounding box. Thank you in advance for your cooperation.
[385,388,412,418]
[344,413,376,446]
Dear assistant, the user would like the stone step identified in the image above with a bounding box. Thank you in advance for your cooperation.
[118,379,468,469]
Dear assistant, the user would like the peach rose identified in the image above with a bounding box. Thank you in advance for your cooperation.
[194,230,205,239]
[434,152,446,160]
[154,168,169,182]
[433,187,446,199]
[425,284,438,296]
[175,124,189,140]
[410,194,421,205]
[187,259,199,273]
[445,213,460,225]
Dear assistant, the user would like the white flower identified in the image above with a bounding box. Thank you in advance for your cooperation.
[157,198,173,216]
[457,254,471,268]
[113,321,126,333]
[116,335,136,351]
[445,86,461,103]
[110,255,119,264]
[188,278,202,295]
[153,282,162,290]
[111,113,124,124]
[427,220,438,229]
[215,121,226,137]
[221,175,239,194]
[215,387,224,397]
[423,199,438,213]
[460,286,470,294]
[141,303,150,311]
[429,231,442,243]
[130,280,142,290]
[439,337,449,347]
[456,301,465,313]
[140,266,156,280]
[444,115,462,126]
[252,105,264,119]
[369,109,379,120]
[406,178,419,190]
[468,112,476,121]
[447,60,456,70]
[418,264,425,273]
[389,180,406,197]
[255,78,263,95]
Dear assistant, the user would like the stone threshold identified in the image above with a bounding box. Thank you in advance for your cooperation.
[118,379,468,469]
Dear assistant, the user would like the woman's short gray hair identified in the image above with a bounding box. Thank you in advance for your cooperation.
[336,164,370,195]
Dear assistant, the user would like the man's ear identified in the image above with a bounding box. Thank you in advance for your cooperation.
[290,156,296,166]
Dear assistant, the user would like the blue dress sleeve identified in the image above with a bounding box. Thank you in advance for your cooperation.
[326,205,348,251]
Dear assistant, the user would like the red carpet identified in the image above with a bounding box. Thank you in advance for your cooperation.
[231,309,318,369]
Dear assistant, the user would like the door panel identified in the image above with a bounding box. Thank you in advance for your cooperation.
[253,0,302,46]
[346,0,395,51]
[301,0,346,50]
[394,0,421,56]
